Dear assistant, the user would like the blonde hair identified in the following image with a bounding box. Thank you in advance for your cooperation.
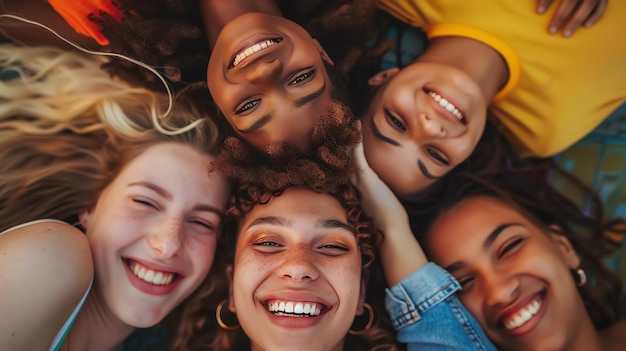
[0,43,221,231]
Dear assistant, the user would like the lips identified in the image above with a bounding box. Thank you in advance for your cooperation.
[229,37,283,68]
[265,299,324,317]
[424,88,467,124]
[497,290,546,335]
[127,260,177,285]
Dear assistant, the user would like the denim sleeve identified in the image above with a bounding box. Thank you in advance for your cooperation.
[385,262,497,351]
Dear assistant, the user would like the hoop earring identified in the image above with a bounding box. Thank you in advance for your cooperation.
[575,268,587,287]
[348,303,374,336]
[216,299,240,330]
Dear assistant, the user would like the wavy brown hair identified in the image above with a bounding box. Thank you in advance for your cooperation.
[413,167,625,330]
[172,182,401,351]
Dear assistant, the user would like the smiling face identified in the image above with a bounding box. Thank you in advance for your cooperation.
[362,62,488,197]
[425,196,587,350]
[207,13,335,152]
[80,142,230,328]
[230,187,364,351]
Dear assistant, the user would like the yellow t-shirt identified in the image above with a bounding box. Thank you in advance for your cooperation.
[377,0,626,157]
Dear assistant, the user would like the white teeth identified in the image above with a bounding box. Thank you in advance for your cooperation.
[428,91,465,120]
[129,261,175,286]
[503,299,542,330]
[232,39,280,67]
[267,301,321,316]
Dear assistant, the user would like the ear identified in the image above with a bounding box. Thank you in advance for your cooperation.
[355,274,368,316]
[226,264,236,312]
[548,225,580,269]
[313,39,334,66]
[78,209,92,230]
[368,67,400,87]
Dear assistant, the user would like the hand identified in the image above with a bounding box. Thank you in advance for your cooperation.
[536,0,607,37]
[352,137,429,286]
[351,139,408,229]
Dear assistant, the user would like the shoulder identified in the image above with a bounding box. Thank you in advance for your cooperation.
[0,220,93,350]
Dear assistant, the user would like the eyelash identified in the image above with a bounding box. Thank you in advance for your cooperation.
[499,238,524,258]
[385,109,406,131]
[133,198,159,210]
[235,99,261,115]
[289,69,316,85]
[426,147,448,165]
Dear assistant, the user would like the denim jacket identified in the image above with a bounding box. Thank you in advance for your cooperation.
[385,262,497,350]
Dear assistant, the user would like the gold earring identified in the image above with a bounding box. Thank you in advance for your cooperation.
[216,299,240,330]
[348,302,374,336]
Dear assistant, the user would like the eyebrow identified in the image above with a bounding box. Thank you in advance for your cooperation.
[316,218,354,234]
[369,117,399,146]
[370,118,441,180]
[128,181,224,216]
[247,216,287,228]
[239,113,272,134]
[294,82,326,108]
[246,216,353,234]
[444,222,522,273]
[417,160,441,180]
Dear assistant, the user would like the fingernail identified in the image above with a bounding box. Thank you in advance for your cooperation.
[537,6,545,14]
[549,26,557,34]
[563,30,572,37]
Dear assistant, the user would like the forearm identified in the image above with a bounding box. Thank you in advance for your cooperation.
[377,217,429,286]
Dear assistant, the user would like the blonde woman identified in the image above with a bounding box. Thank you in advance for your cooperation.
[0,44,231,351]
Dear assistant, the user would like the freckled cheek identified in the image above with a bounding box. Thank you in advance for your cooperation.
[234,254,277,281]
[186,237,218,267]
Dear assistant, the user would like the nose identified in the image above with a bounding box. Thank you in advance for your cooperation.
[276,244,320,282]
[245,58,283,84]
[148,218,183,259]
[483,272,519,308]
[417,112,446,138]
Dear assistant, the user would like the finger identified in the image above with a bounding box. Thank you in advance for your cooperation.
[584,0,607,27]
[562,0,600,36]
[548,0,579,34]
[536,0,554,14]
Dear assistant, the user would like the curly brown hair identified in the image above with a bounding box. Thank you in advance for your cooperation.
[209,101,361,193]
[171,182,400,351]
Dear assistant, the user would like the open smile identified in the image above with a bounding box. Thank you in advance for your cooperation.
[264,299,326,317]
[126,259,179,286]
[424,88,466,124]
[497,290,547,336]
[230,37,283,68]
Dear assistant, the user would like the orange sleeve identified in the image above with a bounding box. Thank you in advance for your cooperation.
[428,23,521,102]
[48,0,124,46]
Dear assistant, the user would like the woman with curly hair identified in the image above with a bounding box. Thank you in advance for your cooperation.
[171,168,501,350]
[173,183,398,351]
[354,139,626,350]
[0,44,231,351]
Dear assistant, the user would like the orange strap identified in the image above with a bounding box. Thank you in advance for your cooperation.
[48,0,124,46]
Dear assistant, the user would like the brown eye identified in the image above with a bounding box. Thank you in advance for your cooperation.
[289,69,316,85]
[235,99,260,115]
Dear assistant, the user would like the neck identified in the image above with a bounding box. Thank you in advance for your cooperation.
[417,36,508,103]
[598,320,626,351]
[63,291,134,351]
[200,0,282,47]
